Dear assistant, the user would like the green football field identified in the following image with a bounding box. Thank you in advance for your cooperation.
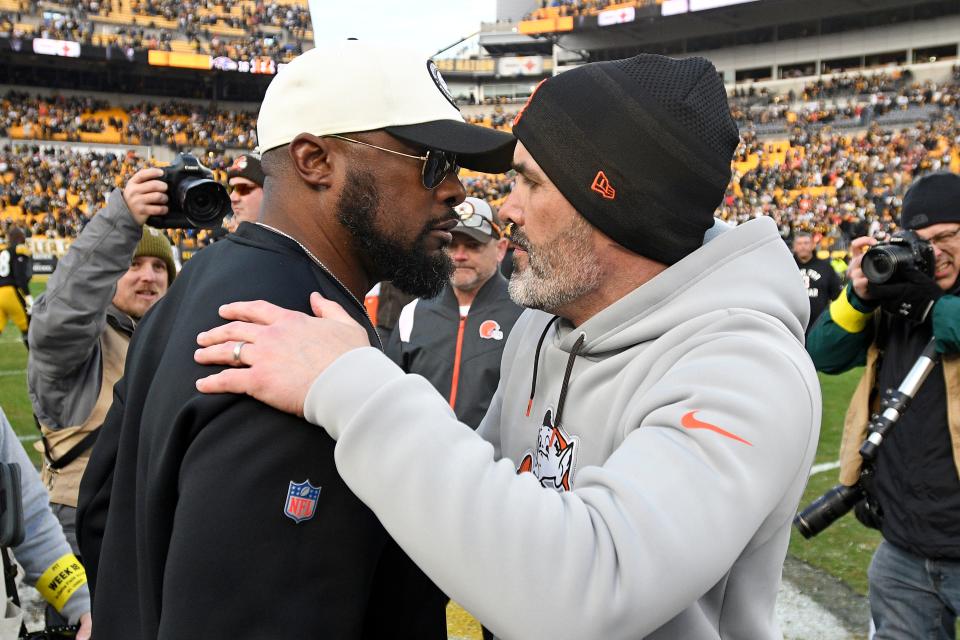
[1,278,48,467]
[0,279,879,596]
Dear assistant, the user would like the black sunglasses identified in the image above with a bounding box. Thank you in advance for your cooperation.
[325,135,459,190]
[229,183,258,196]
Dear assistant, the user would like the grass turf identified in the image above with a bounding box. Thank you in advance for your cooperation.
[788,368,881,596]
[1,278,47,466]
[1,281,881,596]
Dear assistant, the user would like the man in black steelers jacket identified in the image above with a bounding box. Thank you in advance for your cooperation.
[75,42,515,639]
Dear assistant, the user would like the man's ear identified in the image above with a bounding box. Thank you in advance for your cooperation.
[495,237,509,262]
[288,134,337,190]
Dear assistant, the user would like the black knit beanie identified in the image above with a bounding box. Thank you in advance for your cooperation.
[511,54,739,265]
[900,172,960,230]
[226,153,265,187]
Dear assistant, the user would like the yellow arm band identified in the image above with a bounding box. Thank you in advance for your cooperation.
[36,553,87,612]
[829,288,874,334]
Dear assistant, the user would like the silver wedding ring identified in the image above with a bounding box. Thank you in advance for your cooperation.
[232,341,247,365]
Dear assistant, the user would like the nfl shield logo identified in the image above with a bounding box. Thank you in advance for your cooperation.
[284,480,321,523]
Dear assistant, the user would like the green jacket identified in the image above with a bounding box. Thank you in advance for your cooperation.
[807,284,960,371]
[807,285,960,486]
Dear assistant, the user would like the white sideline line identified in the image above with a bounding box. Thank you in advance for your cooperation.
[17,435,39,443]
[0,369,26,377]
[809,460,841,476]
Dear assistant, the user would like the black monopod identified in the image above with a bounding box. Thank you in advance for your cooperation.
[794,338,940,538]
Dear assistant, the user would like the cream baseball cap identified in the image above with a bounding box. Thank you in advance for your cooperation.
[256,40,516,173]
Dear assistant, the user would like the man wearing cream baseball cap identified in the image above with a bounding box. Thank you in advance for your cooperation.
[78,40,515,640]
[255,40,515,173]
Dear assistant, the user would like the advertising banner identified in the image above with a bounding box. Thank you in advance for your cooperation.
[497,56,544,76]
[598,6,635,26]
[32,38,80,57]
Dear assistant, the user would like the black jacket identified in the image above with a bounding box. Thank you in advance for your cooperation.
[77,223,445,639]
[385,273,522,429]
[872,308,960,559]
[795,255,841,335]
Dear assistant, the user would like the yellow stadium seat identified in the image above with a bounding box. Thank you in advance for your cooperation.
[2,206,24,221]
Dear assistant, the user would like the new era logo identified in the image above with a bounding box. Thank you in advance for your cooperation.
[591,171,616,200]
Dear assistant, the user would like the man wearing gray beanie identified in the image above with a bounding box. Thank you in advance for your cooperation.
[192,53,821,639]
[808,171,960,638]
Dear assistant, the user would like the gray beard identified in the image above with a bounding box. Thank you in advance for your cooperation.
[507,222,602,313]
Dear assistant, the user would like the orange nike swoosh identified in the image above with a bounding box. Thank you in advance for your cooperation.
[680,411,753,446]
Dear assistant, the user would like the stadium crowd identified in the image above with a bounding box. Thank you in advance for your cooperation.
[525,0,655,20]
[0,91,259,150]
[0,14,303,64]
[1,69,959,260]
[0,0,309,64]
[127,0,311,33]
[730,67,960,129]
[0,144,239,248]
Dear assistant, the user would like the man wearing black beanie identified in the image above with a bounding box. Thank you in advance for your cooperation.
[191,53,821,639]
[808,171,960,639]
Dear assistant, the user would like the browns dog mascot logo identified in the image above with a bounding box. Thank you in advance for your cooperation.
[517,409,578,492]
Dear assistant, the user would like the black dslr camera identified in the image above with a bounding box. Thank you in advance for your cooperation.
[147,154,231,230]
[861,230,936,284]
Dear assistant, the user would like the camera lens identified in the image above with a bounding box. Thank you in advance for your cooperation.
[794,483,864,539]
[177,178,230,227]
[862,250,895,284]
[862,245,914,284]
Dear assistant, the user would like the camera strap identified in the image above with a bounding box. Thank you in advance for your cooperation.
[40,431,99,472]
[1,547,28,638]
[33,413,100,472]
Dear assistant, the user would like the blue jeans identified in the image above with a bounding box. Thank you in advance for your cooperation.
[869,540,960,639]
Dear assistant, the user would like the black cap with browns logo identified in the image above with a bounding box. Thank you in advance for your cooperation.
[511,54,740,265]
[226,154,265,187]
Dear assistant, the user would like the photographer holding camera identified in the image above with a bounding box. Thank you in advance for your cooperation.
[27,166,176,588]
[807,171,960,638]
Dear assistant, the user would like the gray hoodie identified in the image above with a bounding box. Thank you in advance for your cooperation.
[304,216,821,639]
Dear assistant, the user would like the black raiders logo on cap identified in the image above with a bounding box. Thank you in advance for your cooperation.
[427,60,458,109]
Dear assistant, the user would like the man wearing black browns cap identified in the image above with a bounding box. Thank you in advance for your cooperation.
[225,152,264,225]
[808,172,960,639]
[193,54,821,639]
